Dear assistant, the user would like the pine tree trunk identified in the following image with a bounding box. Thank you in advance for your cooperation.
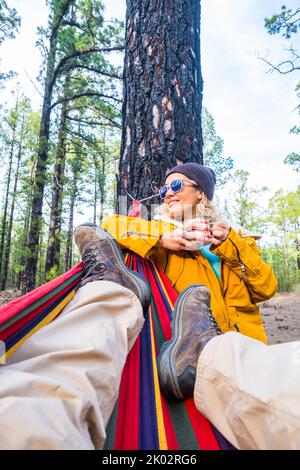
[93,150,106,224]
[118,0,203,210]
[0,119,17,282]
[18,160,35,290]
[65,150,81,271]
[93,165,97,225]
[0,118,24,290]
[21,49,57,291]
[99,154,105,223]
[45,77,70,277]
[22,0,72,292]
[65,196,75,271]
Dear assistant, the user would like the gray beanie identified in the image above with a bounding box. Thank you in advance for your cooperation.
[166,163,216,201]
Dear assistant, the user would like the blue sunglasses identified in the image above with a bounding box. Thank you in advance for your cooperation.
[159,179,198,199]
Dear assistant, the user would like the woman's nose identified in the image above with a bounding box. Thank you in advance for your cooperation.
[165,185,175,197]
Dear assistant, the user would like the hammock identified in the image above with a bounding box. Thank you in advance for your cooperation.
[0,254,234,450]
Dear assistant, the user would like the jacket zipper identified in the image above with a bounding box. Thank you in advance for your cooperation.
[120,231,160,240]
[224,238,248,281]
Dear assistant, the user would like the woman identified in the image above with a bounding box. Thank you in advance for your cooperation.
[0,163,278,449]
[102,163,277,343]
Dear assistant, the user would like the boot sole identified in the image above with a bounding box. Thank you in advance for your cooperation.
[157,284,208,401]
[75,223,152,310]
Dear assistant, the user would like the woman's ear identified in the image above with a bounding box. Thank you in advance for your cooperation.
[197,190,204,201]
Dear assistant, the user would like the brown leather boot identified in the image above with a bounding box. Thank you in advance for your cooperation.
[157,284,221,401]
[74,223,151,310]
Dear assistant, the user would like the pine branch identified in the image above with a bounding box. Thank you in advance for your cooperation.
[66,63,122,80]
[67,115,120,128]
[51,45,124,86]
[50,91,122,110]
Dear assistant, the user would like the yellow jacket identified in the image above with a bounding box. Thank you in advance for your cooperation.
[102,215,278,344]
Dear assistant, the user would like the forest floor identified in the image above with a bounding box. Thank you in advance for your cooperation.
[0,287,299,345]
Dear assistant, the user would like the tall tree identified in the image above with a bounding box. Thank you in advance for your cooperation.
[22,0,73,292]
[23,0,124,291]
[202,107,233,186]
[0,96,20,281]
[227,170,269,232]
[118,0,203,209]
[0,114,25,290]
[64,131,88,271]
[264,186,300,291]
[45,74,70,277]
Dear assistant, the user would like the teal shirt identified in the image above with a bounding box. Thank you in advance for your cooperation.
[199,244,221,280]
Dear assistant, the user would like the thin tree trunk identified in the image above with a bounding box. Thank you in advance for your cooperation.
[93,164,97,225]
[118,0,203,210]
[45,76,70,277]
[65,147,81,271]
[0,111,18,282]
[99,153,105,223]
[65,196,75,271]
[1,117,24,290]
[93,150,106,224]
[18,159,35,289]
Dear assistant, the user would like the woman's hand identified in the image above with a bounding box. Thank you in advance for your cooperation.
[157,223,213,251]
[210,222,230,247]
[157,227,189,251]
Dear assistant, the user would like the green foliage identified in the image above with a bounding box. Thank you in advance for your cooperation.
[0,0,20,45]
[45,265,60,281]
[267,186,300,242]
[0,0,20,85]
[284,152,300,172]
[262,186,300,292]
[284,82,300,172]
[264,5,300,39]
[224,170,269,233]
[261,245,300,292]
[202,107,233,187]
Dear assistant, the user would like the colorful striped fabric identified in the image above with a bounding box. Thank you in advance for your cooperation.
[0,254,234,450]
[104,254,234,450]
[0,263,84,363]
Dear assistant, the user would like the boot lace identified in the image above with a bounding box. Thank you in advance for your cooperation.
[208,311,222,335]
[82,246,106,280]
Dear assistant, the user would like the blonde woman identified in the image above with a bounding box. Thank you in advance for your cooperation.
[102,162,277,343]
[0,164,291,451]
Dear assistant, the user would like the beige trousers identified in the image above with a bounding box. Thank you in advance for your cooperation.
[194,332,300,450]
[0,281,144,450]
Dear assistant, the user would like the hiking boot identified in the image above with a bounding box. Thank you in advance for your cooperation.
[157,284,221,401]
[74,222,151,310]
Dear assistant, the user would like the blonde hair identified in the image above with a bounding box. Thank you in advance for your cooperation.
[154,192,220,224]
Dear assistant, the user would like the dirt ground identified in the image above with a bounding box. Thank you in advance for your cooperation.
[0,288,299,345]
[260,290,300,345]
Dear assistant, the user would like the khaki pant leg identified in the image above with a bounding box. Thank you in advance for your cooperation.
[0,281,144,450]
[194,331,300,450]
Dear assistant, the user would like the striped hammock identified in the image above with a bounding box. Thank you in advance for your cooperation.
[0,254,234,450]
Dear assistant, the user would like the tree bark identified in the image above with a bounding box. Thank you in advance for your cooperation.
[0,110,18,283]
[65,148,81,271]
[18,159,35,290]
[99,153,105,223]
[118,0,203,210]
[65,195,75,271]
[45,76,70,277]
[1,117,24,290]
